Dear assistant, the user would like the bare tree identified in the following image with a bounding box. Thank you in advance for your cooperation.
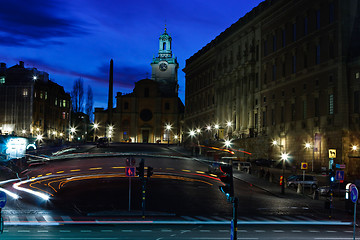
[85,85,94,121]
[71,78,84,113]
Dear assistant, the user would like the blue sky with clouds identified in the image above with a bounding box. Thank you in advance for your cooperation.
[0,0,263,109]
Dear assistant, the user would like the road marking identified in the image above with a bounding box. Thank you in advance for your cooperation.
[199,230,211,232]
[141,230,152,232]
[182,169,191,172]
[18,230,30,232]
[326,230,337,232]
[255,230,265,232]
[56,171,64,174]
[238,230,248,232]
[101,230,113,232]
[70,169,81,172]
[273,230,284,233]
[196,171,205,174]
[161,229,172,232]
[112,166,125,169]
[310,230,320,233]
[166,168,174,170]
[46,173,52,175]
[121,230,133,232]
[81,230,92,232]
[60,230,71,232]
[291,230,302,232]
[218,230,229,232]
[209,174,218,177]
[89,167,102,170]
[38,230,49,232]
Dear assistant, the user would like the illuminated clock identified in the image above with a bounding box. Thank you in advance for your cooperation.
[159,62,168,71]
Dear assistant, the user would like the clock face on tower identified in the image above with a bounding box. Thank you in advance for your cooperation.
[159,62,168,71]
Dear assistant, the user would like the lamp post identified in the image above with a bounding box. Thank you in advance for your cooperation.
[305,142,315,172]
[281,152,289,194]
[93,123,99,142]
[214,124,219,140]
[165,124,172,146]
[189,130,195,156]
[70,127,76,141]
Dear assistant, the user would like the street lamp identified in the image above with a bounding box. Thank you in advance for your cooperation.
[165,124,172,146]
[281,152,289,194]
[189,130,196,155]
[214,124,219,140]
[305,142,315,172]
[70,127,76,141]
[93,123,99,142]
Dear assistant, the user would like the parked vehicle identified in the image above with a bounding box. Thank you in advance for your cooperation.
[238,162,251,173]
[96,137,109,148]
[318,182,348,197]
[286,175,318,189]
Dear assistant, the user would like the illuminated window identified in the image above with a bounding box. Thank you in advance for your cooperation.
[22,89,28,97]
[0,76,5,84]
[55,98,57,106]
[40,92,43,99]
[329,94,334,115]
[63,100,66,107]
[45,92,47,100]
[62,112,66,119]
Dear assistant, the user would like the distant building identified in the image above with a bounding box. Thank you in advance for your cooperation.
[0,61,71,139]
[94,28,184,143]
[183,0,360,178]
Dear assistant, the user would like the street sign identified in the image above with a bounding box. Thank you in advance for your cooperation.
[329,149,336,158]
[0,192,6,208]
[350,185,358,203]
[301,162,308,170]
[335,164,346,169]
[335,170,345,181]
[125,167,136,177]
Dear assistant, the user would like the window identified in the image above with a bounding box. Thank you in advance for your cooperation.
[22,89,28,97]
[315,98,319,117]
[272,64,276,81]
[263,96,266,103]
[303,100,307,119]
[255,73,259,88]
[63,100,66,107]
[282,29,286,47]
[281,106,284,123]
[316,9,321,29]
[292,55,296,73]
[329,94,334,114]
[304,17,308,35]
[262,110,267,127]
[355,91,360,113]
[0,77,5,84]
[40,92,43,99]
[356,72,360,79]
[315,45,320,64]
[144,87,149,97]
[55,98,57,106]
[271,109,275,125]
[291,103,296,121]
[304,54,308,68]
[254,113,258,128]
[282,62,286,77]
[263,40,268,56]
[62,112,66,120]
[45,92,47,100]
[329,3,335,23]
[292,23,297,41]
[329,43,334,59]
[273,35,277,51]
[163,42,166,50]
[264,72,267,84]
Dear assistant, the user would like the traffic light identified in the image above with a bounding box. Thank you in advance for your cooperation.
[136,159,145,179]
[147,166,153,178]
[219,164,234,202]
[329,169,335,182]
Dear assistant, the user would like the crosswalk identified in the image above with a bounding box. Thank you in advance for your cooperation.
[0,212,351,226]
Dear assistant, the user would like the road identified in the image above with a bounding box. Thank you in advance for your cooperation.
[0,224,357,240]
[0,142,356,239]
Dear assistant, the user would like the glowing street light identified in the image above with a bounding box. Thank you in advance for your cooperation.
[280,152,289,194]
[93,123,99,142]
[224,139,232,148]
[226,121,232,127]
[165,124,172,145]
[206,125,211,131]
[21,129,26,134]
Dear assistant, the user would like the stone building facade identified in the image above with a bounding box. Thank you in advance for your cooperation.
[0,61,71,138]
[183,0,360,178]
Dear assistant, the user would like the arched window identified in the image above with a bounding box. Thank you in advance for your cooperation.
[163,42,166,50]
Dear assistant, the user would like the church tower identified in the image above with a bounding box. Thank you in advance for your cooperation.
[150,27,179,96]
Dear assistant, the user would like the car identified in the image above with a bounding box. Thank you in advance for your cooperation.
[286,175,318,189]
[318,182,348,197]
[96,137,109,148]
[238,162,251,173]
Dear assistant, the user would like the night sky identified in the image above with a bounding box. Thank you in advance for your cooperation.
[0,0,263,109]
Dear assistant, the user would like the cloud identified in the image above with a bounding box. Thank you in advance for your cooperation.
[0,0,89,46]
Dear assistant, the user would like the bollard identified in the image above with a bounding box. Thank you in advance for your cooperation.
[297,183,302,194]
[313,190,319,200]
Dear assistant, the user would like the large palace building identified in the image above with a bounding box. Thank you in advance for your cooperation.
[183,0,360,178]
[94,28,184,143]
